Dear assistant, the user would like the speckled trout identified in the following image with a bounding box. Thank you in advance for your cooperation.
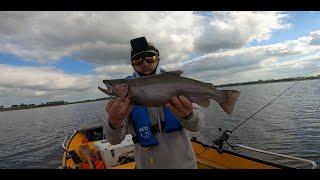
[98,70,240,115]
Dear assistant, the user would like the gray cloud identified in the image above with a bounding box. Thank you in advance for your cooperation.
[265,53,320,73]
[309,31,320,45]
[0,12,202,65]
[0,87,13,97]
[0,64,96,91]
[0,11,290,66]
[162,33,320,85]
[194,12,290,53]
[0,64,109,106]
[94,64,133,79]
[0,64,103,100]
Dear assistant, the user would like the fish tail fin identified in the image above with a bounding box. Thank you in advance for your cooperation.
[218,90,240,115]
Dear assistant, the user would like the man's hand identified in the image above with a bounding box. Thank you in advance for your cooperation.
[165,95,193,119]
[105,96,132,129]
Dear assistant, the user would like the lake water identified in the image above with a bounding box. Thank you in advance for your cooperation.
[0,79,319,169]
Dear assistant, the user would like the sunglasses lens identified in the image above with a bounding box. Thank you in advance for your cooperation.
[132,56,157,66]
[132,58,143,66]
[145,56,157,63]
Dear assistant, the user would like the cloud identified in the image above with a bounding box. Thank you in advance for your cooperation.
[0,64,95,91]
[231,54,320,84]
[0,87,61,99]
[162,32,320,84]
[0,87,13,97]
[94,64,133,79]
[309,30,320,45]
[193,11,290,53]
[0,11,201,65]
[0,63,113,107]
[0,64,102,100]
[0,11,290,66]
[264,53,320,74]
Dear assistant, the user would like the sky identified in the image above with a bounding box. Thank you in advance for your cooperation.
[1,11,320,107]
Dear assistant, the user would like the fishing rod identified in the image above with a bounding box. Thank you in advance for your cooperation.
[212,68,320,151]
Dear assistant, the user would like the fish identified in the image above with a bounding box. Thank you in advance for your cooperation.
[98,70,240,115]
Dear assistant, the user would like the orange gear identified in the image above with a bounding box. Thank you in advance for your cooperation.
[80,162,90,169]
[94,160,105,169]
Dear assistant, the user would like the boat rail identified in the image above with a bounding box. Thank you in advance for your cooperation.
[233,144,317,169]
[62,134,69,152]
[61,130,77,152]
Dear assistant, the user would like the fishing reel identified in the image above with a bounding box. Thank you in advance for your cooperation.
[212,128,233,153]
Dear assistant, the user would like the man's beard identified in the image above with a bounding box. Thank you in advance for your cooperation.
[136,68,157,76]
[134,62,159,77]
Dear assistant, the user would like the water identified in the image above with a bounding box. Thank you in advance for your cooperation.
[0,79,319,169]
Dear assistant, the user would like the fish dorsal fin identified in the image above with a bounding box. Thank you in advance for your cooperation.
[205,83,215,88]
[164,70,184,76]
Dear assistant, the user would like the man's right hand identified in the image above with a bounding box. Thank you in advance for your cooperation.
[105,96,132,130]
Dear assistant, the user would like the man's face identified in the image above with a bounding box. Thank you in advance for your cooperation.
[132,55,159,76]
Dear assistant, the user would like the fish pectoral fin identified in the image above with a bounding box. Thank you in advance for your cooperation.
[115,83,129,97]
[194,98,210,108]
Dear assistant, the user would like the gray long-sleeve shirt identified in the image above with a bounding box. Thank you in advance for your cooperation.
[103,68,205,169]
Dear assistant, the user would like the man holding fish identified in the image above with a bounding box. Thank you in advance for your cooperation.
[99,37,240,169]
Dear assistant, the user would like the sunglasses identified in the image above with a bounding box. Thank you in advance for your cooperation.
[131,56,158,66]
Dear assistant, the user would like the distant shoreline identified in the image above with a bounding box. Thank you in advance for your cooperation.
[215,75,320,88]
[1,75,319,112]
[0,97,113,112]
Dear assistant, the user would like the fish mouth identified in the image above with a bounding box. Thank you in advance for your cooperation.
[103,80,116,91]
[103,80,114,87]
[98,80,114,96]
[100,79,129,97]
[98,86,113,96]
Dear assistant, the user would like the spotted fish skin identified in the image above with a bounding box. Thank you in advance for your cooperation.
[99,71,240,115]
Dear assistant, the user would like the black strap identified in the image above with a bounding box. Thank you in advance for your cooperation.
[68,150,82,164]
[132,121,166,144]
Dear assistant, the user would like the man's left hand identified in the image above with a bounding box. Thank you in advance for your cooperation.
[165,95,193,119]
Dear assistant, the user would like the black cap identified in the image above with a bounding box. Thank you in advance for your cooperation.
[130,37,159,60]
